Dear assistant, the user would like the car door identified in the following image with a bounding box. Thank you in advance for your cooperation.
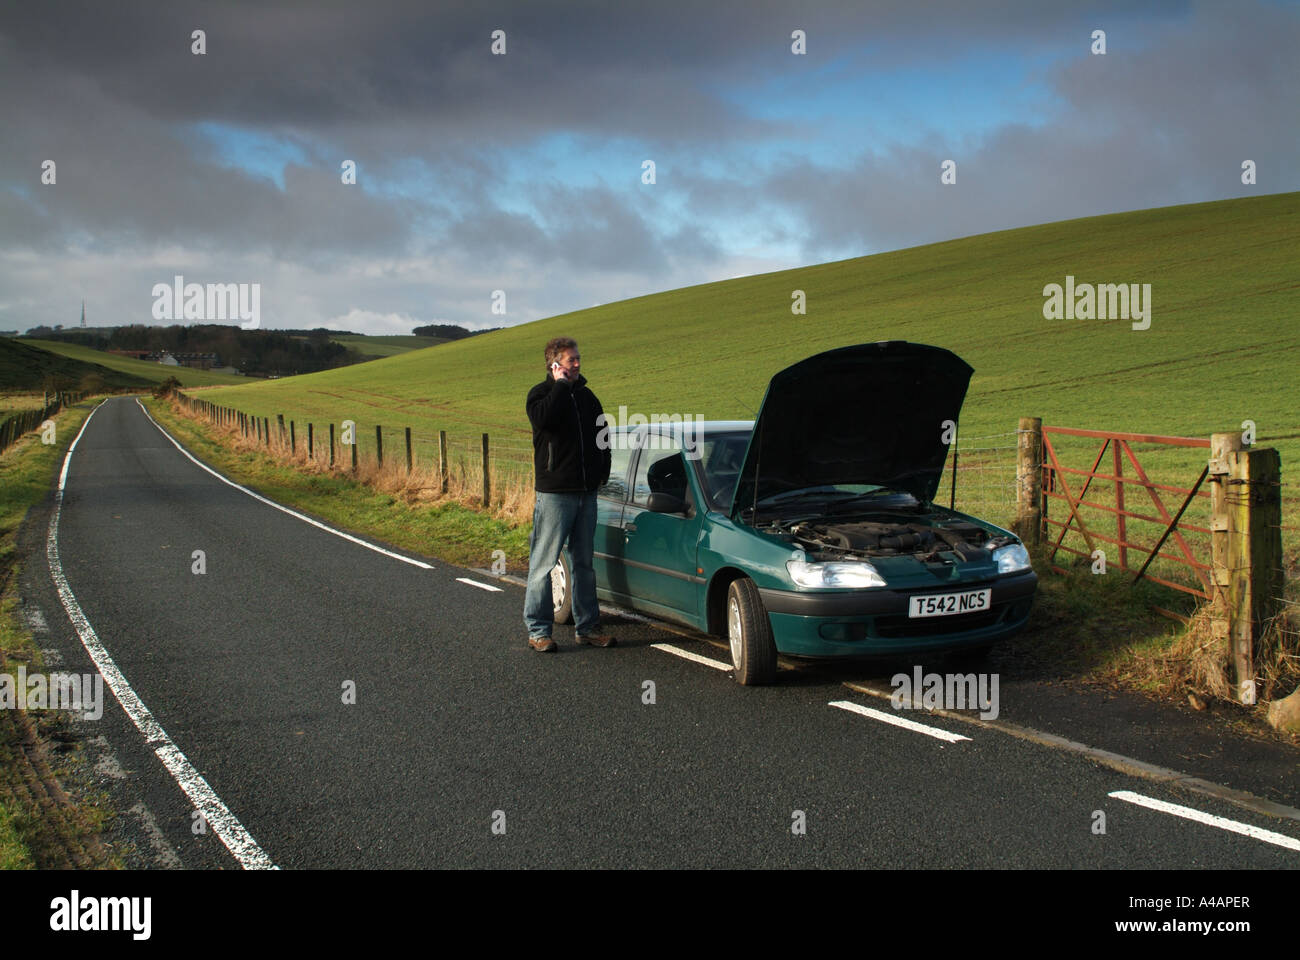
[592,440,633,597]
[620,433,703,618]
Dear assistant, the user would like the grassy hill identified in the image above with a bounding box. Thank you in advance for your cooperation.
[330,334,446,357]
[185,192,1297,491]
[0,337,154,394]
[23,340,248,386]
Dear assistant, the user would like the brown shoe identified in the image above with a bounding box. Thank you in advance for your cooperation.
[576,633,616,648]
[528,636,557,652]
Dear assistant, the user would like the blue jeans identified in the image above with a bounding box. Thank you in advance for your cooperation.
[523,490,600,638]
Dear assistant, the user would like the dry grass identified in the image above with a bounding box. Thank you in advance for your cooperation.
[169,397,538,527]
[1121,548,1300,709]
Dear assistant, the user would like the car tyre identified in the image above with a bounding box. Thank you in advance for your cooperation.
[551,552,573,624]
[727,578,777,686]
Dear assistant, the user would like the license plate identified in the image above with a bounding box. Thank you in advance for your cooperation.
[908,588,992,618]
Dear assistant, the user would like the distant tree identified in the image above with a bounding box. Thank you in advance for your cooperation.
[152,375,182,399]
[411,323,499,340]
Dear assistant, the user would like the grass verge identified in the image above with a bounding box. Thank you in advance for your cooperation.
[996,544,1300,740]
[144,394,533,572]
[0,398,120,869]
[0,802,32,869]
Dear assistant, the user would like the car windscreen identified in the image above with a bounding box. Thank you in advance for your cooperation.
[696,431,752,510]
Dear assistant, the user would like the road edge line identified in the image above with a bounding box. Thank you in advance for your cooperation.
[135,397,433,570]
[48,399,278,870]
[843,679,1300,824]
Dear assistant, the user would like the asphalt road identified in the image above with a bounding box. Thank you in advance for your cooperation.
[17,396,1300,869]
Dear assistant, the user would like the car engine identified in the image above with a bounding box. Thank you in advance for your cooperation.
[776,518,1005,563]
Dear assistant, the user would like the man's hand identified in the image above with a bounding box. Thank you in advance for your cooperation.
[550,361,568,382]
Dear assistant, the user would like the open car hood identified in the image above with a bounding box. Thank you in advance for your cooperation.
[731,341,973,517]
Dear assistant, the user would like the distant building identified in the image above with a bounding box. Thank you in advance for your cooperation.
[171,352,221,370]
[0,330,18,337]
[109,349,151,360]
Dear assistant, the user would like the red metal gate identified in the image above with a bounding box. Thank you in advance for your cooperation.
[1042,426,1211,600]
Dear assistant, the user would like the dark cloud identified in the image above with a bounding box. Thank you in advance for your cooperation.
[0,0,1293,332]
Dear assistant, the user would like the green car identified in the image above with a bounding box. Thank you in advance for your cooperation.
[550,341,1037,685]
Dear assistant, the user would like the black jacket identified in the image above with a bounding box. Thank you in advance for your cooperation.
[526,372,611,493]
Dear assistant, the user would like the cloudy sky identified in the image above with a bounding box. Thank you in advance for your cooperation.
[2,0,1295,335]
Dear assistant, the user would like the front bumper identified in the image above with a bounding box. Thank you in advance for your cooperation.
[758,570,1037,657]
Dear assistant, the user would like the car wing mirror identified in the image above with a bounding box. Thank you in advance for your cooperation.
[646,491,688,515]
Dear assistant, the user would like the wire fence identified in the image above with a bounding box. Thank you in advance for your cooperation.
[0,392,86,456]
[945,430,1021,529]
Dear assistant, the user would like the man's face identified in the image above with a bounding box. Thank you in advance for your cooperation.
[553,348,581,378]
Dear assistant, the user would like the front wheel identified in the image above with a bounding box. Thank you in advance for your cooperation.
[551,552,573,624]
[727,578,777,685]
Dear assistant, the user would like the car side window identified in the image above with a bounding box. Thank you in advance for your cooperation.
[599,444,632,501]
[632,439,689,506]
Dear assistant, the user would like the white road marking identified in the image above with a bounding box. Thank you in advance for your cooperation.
[829,700,972,743]
[48,401,278,870]
[1108,790,1300,853]
[23,606,48,634]
[135,398,432,569]
[128,802,184,870]
[650,643,732,671]
[456,577,502,592]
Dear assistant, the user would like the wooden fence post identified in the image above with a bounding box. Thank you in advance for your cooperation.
[1015,417,1043,545]
[1209,433,1240,692]
[1223,440,1282,706]
[376,425,383,467]
[290,421,296,455]
[329,423,335,467]
[405,427,412,474]
[439,430,448,494]
[481,432,490,507]
[1209,432,1250,701]
[308,423,314,460]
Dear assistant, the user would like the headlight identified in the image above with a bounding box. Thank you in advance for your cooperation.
[988,543,1032,574]
[786,559,886,588]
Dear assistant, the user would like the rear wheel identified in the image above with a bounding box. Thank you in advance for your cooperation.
[551,553,573,624]
[727,578,777,685]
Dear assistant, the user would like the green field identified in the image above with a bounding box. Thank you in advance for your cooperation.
[330,334,446,357]
[23,340,248,386]
[0,338,154,393]
[0,392,49,420]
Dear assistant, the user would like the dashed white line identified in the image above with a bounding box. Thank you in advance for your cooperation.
[49,401,278,870]
[650,643,732,671]
[135,398,432,570]
[456,577,502,592]
[1108,790,1300,853]
[829,700,972,743]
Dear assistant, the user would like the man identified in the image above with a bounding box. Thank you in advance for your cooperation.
[523,337,614,652]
